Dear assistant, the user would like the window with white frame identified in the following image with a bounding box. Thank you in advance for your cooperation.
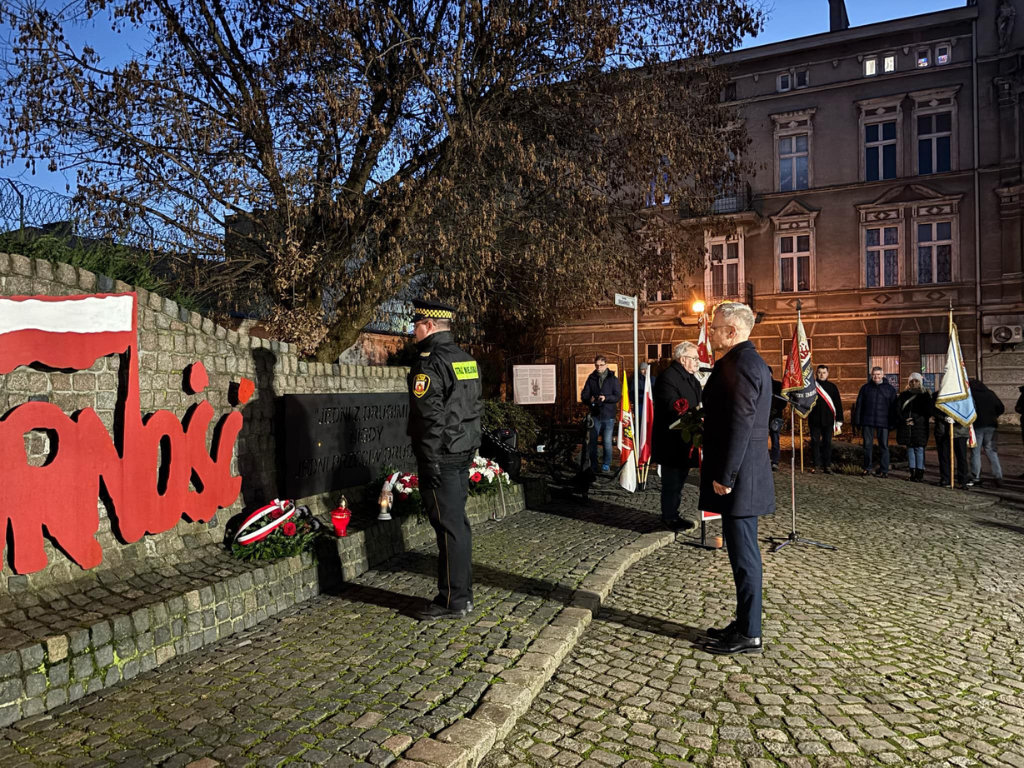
[779,134,809,191]
[918,112,952,174]
[865,225,900,288]
[865,119,898,181]
[917,48,931,68]
[778,233,812,293]
[883,53,897,73]
[916,220,953,284]
[864,57,878,77]
[705,235,743,301]
[936,43,951,65]
[777,72,791,92]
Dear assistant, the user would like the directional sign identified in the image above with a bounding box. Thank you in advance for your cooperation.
[614,293,637,309]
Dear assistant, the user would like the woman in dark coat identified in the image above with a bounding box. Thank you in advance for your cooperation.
[894,372,931,482]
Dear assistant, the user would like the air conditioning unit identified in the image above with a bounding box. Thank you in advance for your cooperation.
[992,324,1024,344]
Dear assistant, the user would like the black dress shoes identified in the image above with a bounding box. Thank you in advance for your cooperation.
[704,632,763,655]
[663,518,698,532]
[706,621,737,640]
[415,601,474,622]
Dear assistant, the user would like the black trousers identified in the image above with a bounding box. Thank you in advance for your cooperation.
[421,457,473,610]
[936,434,969,486]
[809,423,833,469]
[721,515,763,638]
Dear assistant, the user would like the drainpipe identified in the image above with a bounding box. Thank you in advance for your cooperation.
[973,18,982,379]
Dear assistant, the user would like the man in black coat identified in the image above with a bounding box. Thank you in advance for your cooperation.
[698,302,774,656]
[580,356,622,473]
[652,342,702,532]
[808,365,843,474]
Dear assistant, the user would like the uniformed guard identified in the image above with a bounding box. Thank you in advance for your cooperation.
[407,299,483,621]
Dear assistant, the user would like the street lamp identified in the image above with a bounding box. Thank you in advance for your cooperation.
[691,300,705,315]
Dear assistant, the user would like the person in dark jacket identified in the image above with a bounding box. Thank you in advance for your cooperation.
[894,372,931,482]
[580,356,621,473]
[1017,385,1024,478]
[767,371,785,470]
[933,392,970,489]
[698,302,774,656]
[631,362,655,411]
[852,367,897,477]
[652,342,702,532]
[969,379,1005,488]
[808,365,843,474]
[407,299,483,621]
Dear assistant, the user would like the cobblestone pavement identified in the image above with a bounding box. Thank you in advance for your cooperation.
[0,501,660,768]
[483,472,1024,768]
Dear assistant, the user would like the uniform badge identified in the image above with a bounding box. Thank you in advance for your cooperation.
[413,373,430,398]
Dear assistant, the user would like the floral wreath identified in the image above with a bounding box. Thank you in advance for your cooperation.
[234,499,298,545]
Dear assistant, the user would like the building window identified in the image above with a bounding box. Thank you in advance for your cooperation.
[779,234,811,292]
[865,120,897,181]
[779,134,809,191]
[868,335,901,388]
[920,332,947,392]
[864,57,878,77]
[917,48,930,68]
[936,43,951,65]
[705,235,744,302]
[795,70,808,89]
[661,343,672,360]
[777,72,791,92]
[883,54,897,73]
[865,225,900,288]
[722,81,737,102]
[918,112,952,174]
[652,288,673,302]
[916,221,953,284]
[646,344,658,361]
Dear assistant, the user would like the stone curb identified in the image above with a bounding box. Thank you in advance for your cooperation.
[409,529,676,768]
[0,487,525,728]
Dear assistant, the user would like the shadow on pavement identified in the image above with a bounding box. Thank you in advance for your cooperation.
[976,518,1024,536]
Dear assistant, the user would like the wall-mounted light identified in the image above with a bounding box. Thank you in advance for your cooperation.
[691,300,706,315]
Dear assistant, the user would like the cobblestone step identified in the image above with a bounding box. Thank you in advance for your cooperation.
[0,488,525,729]
[0,490,672,767]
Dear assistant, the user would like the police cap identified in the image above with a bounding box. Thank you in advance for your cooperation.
[411,299,456,322]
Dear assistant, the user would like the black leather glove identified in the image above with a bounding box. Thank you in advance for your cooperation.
[421,464,443,489]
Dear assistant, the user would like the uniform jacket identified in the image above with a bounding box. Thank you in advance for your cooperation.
[932,393,971,440]
[697,341,776,518]
[894,389,931,447]
[651,361,701,470]
[807,379,843,430]
[580,370,622,421]
[407,331,482,471]
[970,380,1005,428]
[853,380,897,429]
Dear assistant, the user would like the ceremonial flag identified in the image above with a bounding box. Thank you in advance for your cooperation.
[936,310,977,427]
[695,312,714,386]
[618,374,637,492]
[637,366,654,467]
[781,314,817,417]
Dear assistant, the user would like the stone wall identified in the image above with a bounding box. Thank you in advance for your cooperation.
[0,251,408,598]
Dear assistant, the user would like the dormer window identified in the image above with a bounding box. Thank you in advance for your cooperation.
[917,48,931,68]
[864,57,878,77]
[936,43,951,65]
[778,72,791,92]
[883,54,897,73]
[795,70,809,89]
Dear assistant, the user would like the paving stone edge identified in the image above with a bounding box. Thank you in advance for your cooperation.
[405,529,677,768]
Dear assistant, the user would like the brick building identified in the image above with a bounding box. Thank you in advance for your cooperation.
[546,0,1024,420]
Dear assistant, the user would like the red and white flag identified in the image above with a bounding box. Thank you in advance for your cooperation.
[637,365,653,467]
[0,294,137,374]
[618,374,637,492]
[697,312,714,366]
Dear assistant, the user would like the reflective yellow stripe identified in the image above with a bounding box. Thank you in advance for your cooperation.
[452,361,478,380]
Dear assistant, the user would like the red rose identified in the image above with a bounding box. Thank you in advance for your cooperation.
[673,398,690,416]
[270,506,285,519]
[409,476,419,487]
[470,472,483,483]
[398,491,409,500]
[282,521,297,536]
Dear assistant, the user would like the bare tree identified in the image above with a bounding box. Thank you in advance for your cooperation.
[1,0,761,360]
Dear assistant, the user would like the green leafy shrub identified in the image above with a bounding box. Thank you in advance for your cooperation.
[482,399,539,449]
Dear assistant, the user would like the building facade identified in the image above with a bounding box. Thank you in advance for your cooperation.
[546,0,1024,420]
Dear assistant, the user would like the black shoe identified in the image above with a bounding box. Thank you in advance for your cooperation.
[957,484,971,491]
[706,621,737,641]
[415,601,474,622]
[874,471,888,479]
[663,517,698,532]
[823,468,834,475]
[993,478,1003,489]
[862,470,871,477]
[705,633,763,656]
[771,464,779,472]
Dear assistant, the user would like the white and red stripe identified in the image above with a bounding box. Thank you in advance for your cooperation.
[234,499,297,545]
[0,293,137,374]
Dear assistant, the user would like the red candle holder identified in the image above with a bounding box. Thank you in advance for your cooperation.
[331,500,352,537]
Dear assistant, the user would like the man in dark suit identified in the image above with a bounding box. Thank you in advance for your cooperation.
[652,342,702,532]
[698,302,775,655]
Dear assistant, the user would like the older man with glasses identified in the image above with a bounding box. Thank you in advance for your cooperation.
[651,343,702,532]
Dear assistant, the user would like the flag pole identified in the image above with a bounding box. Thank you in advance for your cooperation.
[799,418,804,473]
[948,305,954,489]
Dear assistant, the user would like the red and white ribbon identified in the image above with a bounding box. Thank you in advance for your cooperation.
[234,499,296,545]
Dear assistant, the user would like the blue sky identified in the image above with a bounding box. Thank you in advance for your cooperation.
[3,0,966,195]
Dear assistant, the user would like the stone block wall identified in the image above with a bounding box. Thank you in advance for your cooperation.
[0,251,408,598]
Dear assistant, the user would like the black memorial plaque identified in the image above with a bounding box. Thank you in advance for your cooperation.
[279,393,415,498]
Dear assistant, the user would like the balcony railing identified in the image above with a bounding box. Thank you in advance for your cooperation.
[706,281,755,309]
[675,181,753,218]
